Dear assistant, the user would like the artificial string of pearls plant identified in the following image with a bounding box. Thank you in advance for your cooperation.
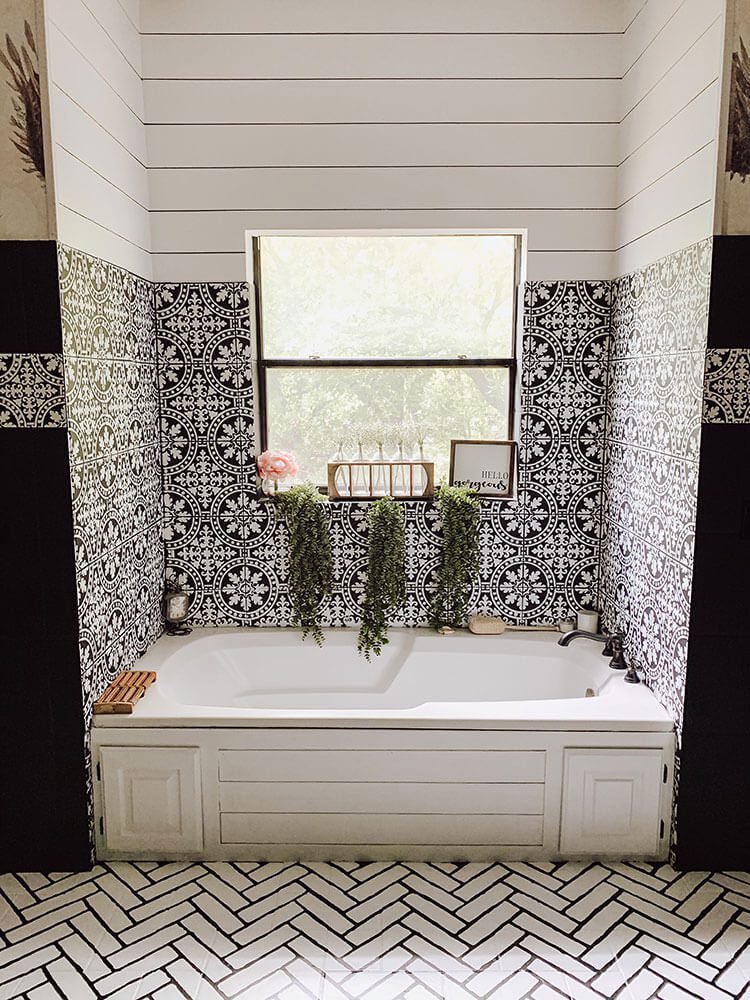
[431,483,481,629]
[274,482,333,646]
[357,496,405,660]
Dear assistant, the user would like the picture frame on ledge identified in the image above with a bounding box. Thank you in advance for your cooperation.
[449,439,517,498]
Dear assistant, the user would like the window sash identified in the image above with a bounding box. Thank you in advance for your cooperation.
[252,235,520,488]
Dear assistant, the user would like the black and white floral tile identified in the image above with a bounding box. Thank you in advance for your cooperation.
[156,280,611,628]
[58,246,164,723]
[703,348,750,422]
[0,353,65,427]
[600,240,713,737]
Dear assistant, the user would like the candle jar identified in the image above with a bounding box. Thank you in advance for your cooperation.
[577,608,600,633]
[164,589,192,635]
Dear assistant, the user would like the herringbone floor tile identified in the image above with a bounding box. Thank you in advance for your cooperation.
[0,862,748,998]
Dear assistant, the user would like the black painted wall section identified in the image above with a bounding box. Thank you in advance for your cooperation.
[679,426,750,868]
[0,241,62,353]
[0,240,89,872]
[0,431,89,870]
[677,236,750,869]
[707,236,750,349]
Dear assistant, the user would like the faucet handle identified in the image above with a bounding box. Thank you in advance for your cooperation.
[605,633,627,670]
[601,631,623,657]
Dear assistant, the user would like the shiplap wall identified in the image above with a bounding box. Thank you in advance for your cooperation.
[40,1,728,281]
[615,0,725,274]
[140,0,625,282]
[43,0,151,277]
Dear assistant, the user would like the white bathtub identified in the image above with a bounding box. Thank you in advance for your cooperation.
[92,628,675,862]
[94,627,673,730]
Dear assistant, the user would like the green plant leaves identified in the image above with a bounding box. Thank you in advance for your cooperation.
[358,497,405,660]
[431,483,480,629]
[274,483,333,645]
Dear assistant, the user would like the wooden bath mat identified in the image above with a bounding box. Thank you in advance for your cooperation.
[93,670,156,714]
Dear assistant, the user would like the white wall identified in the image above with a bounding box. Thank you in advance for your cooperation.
[140,0,624,282]
[43,0,151,277]
[39,0,730,281]
[615,0,726,274]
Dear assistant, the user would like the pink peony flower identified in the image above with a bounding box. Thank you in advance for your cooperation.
[257,449,298,481]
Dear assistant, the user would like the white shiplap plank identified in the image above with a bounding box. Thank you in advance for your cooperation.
[141,32,621,81]
[117,0,140,31]
[618,83,720,204]
[52,87,149,208]
[152,251,247,282]
[619,20,723,160]
[622,0,646,28]
[526,250,613,280]
[145,122,619,168]
[46,0,144,119]
[150,249,614,284]
[219,781,546,815]
[616,201,713,274]
[615,144,716,248]
[149,208,615,254]
[54,146,151,252]
[620,0,723,118]
[622,0,682,74]
[141,0,627,35]
[81,0,142,72]
[148,165,616,212]
[57,205,152,278]
[46,24,147,168]
[143,78,619,126]
[220,813,544,846]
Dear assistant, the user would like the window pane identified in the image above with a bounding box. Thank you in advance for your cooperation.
[259,235,516,359]
[265,366,510,486]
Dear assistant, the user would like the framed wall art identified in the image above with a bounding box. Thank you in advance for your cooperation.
[449,439,516,498]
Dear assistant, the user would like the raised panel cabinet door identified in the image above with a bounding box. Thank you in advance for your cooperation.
[560,749,664,856]
[100,746,203,853]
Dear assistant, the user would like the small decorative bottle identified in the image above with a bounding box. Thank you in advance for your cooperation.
[331,440,350,497]
[371,428,387,497]
[412,426,428,495]
[392,429,408,496]
[352,434,370,496]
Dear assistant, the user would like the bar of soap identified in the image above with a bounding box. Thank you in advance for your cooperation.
[467,614,507,635]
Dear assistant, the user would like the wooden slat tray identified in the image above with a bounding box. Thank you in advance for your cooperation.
[93,670,156,714]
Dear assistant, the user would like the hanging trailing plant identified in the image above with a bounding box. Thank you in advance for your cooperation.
[358,497,405,660]
[274,482,332,645]
[431,483,481,629]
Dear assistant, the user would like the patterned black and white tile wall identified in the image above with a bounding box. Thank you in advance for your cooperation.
[703,348,750,422]
[0,353,66,427]
[600,240,713,737]
[59,246,164,724]
[156,280,611,627]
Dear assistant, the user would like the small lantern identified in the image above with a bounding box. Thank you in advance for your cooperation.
[163,587,191,636]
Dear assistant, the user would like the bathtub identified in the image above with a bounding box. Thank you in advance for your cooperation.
[92,628,675,862]
[94,627,672,729]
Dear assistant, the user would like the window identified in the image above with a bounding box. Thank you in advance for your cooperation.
[252,233,521,489]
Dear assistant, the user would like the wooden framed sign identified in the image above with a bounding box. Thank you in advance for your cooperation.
[449,439,517,498]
